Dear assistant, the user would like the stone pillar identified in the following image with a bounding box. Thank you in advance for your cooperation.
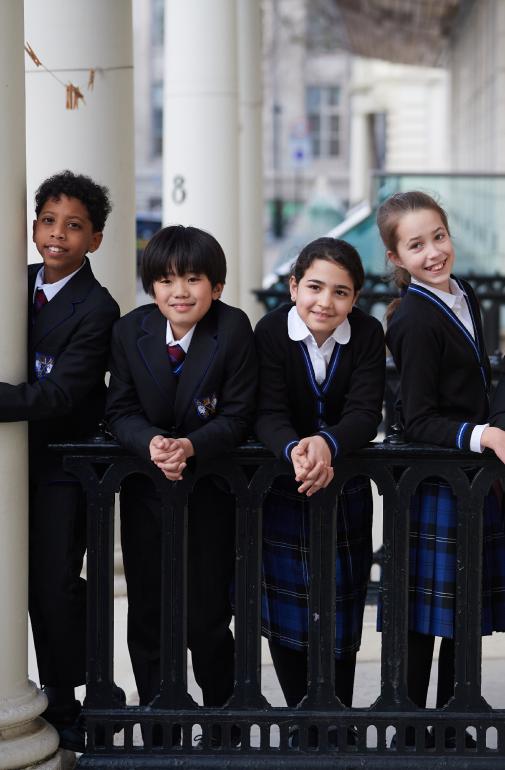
[163,0,239,304]
[0,2,60,768]
[237,0,263,323]
[25,0,136,314]
[349,110,371,205]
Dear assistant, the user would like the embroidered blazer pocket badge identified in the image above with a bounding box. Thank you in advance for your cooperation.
[194,393,218,420]
[35,352,55,379]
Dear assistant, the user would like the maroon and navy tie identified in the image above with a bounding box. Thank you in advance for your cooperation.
[33,287,48,315]
[167,343,186,376]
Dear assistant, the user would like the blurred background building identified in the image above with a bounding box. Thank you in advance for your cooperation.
[131,0,505,309]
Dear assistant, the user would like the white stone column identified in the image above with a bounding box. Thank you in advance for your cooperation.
[25,0,136,315]
[0,3,60,768]
[349,111,370,205]
[163,0,239,305]
[237,0,263,323]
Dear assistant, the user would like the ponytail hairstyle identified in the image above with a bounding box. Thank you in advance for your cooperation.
[376,191,450,321]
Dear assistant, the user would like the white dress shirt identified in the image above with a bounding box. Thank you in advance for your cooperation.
[33,260,86,302]
[166,323,195,352]
[287,305,351,384]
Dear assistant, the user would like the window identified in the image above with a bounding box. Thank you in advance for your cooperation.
[306,86,341,158]
[151,0,164,47]
[152,82,163,157]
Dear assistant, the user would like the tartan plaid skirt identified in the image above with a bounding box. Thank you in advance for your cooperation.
[261,475,373,658]
[407,478,505,638]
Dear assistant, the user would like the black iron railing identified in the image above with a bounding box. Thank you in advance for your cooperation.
[254,273,505,354]
[54,436,505,768]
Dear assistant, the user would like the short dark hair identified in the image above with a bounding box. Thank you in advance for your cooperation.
[141,225,227,296]
[35,170,112,232]
[291,237,365,292]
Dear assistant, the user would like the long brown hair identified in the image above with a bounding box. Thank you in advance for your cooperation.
[376,191,451,321]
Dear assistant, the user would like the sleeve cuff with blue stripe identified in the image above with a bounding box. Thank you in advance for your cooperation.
[284,440,299,463]
[455,421,477,451]
[318,430,339,460]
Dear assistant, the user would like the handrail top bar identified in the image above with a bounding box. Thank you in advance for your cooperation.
[48,435,505,465]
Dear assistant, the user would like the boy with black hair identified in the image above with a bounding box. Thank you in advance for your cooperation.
[106,225,257,719]
[0,170,120,751]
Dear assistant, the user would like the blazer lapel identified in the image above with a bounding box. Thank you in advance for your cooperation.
[175,306,218,422]
[137,308,178,402]
[30,259,95,349]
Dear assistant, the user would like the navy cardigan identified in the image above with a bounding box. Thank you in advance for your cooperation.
[386,278,491,451]
[254,304,385,462]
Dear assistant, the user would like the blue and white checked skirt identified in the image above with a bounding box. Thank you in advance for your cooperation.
[261,475,373,658]
[408,478,505,638]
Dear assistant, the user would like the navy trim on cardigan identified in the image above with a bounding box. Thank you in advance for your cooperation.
[407,284,487,390]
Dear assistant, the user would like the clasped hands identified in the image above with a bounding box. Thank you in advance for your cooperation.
[290,435,334,497]
[149,435,194,481]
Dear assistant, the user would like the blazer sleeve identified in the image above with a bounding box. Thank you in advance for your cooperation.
[490,356,505,430]
[184,313,257,459]
[317,319,385,457]
[386,314,477,450]
[0,299,118,422]
[106,322,170,460]
[254,319,301,461]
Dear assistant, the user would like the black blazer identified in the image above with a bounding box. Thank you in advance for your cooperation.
[490,357,505,430]
[0,259,119,474]
[105,299,257,462]
[386,277,491,450]
[254,304,385,461]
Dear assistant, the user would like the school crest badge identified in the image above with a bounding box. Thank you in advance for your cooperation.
[35,352,55,380]
[194,393,218,420]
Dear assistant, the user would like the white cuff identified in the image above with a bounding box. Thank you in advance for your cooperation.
[470,423,489,453]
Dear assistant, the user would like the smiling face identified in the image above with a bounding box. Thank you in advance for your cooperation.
[32,195,102,283]
[388,208,455,293]
[289,258,357,346]
[152,271,223,339]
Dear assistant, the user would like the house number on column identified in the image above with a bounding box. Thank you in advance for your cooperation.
[172,175,187,204]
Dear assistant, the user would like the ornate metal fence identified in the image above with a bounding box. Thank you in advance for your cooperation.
[254,273,505,354]
[55,436,505,769]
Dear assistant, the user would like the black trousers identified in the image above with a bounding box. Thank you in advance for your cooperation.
[29,479,87,687]
[407,631,455,708]
[120,474,235,707]
[268,639,357,708]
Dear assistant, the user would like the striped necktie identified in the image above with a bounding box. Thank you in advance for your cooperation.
[34,287,48,315]
[167,343,186,375]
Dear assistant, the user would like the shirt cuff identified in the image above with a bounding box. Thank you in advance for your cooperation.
[470,423,489,453]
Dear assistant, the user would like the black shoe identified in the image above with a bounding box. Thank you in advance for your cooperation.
[288,725,357,749]
[444,728,477,749]
[194,725,241,748]
[390,727,435,749]
[58,723,86,753]
[90,685,127,747]
[42,697,85,753]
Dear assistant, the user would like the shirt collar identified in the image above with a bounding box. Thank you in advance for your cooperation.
[411,276,466,310]
[34,259,86,302]
[287,305,351,346]
[166,323,195,352]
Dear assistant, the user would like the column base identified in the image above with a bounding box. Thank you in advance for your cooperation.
[0,679,62,770]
